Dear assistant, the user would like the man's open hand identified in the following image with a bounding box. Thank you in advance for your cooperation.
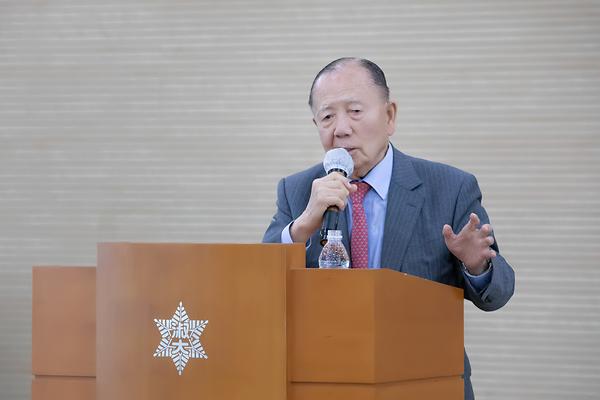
[442,213,496,275]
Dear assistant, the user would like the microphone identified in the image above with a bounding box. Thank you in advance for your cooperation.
[320,148,354,245]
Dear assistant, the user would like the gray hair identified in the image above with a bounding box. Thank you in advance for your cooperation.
[308,57,390,108]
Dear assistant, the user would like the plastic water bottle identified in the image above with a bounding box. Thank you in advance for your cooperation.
[318,230,350,269]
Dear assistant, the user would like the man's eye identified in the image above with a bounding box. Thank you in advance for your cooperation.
[322,115,332,121]
[351,109,361,113]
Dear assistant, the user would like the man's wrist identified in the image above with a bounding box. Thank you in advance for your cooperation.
[289,213,317,244]
[462,259,492,276]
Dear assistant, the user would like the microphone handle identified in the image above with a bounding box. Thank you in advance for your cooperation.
[319,205,340,246]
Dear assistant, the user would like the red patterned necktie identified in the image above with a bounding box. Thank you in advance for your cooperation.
[350,181,371,269]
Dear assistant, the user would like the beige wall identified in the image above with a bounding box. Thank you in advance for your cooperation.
[1,1,599,398]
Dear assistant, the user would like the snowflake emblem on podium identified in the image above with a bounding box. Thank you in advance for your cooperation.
[153,301,208,375]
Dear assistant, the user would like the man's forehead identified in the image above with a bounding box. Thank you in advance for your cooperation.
[312,64,380,110]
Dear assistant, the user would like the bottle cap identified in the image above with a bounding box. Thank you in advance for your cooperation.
[326,230,342,240]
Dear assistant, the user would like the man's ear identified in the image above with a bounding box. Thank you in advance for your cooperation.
[386,101,398,136]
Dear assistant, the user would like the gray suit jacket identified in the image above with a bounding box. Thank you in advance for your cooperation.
[263,146,515,399]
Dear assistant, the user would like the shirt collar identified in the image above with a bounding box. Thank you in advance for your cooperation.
[352,142,393,200]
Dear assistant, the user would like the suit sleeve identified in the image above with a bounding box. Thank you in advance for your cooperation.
[262,178,293,243]
[453,173,515,312]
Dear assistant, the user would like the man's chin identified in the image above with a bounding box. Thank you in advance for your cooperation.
[352,164,368,179]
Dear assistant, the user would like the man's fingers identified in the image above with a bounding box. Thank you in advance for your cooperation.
[324,178,354,193]
[338,186,349,199]
[329,191,350,209]
[321,174,356,194]
[326,172,351,185]
[317,181,351,198]
[322,180,347,190]
[442,224,455,240]
[468,213,480,230]
[480,223,493,236]
[312,186,351,213]
[343,179,358,192]
[447,215,498,266]
[324,195,346,210]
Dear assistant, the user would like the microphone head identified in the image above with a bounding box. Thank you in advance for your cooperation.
[323,148,354,177]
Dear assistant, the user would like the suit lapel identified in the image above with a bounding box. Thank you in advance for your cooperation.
[381,148,424,271]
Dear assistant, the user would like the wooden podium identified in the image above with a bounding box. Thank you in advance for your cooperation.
[32,243,464,400]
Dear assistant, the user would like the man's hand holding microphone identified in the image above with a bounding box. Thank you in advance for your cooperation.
[290,148,356,244]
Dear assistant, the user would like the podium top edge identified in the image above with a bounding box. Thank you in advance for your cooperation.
[96,242,303,247]
[32,265,96,270]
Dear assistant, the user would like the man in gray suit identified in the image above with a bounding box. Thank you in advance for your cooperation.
[263,57,515,399]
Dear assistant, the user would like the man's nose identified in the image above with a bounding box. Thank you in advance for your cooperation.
[333,114,352,137]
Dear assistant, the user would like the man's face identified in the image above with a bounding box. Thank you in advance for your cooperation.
[311,63,397,179]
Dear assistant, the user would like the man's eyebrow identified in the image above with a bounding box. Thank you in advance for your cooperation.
[317,104,332,114]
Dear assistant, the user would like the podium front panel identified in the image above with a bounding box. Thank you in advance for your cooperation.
[97,243,298,400]
[32,266,96,400]
[289,269,463,385]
